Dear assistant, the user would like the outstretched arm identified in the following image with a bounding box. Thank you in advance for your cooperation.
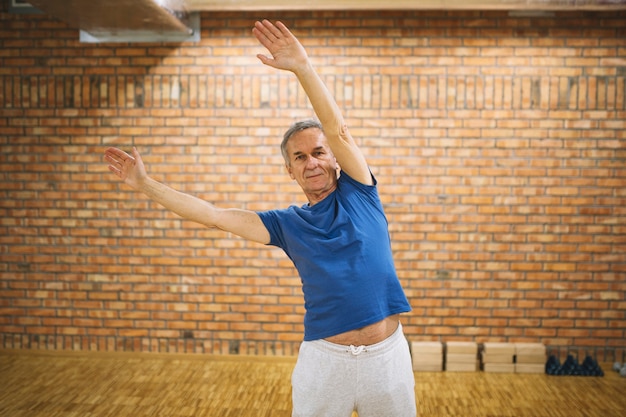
[253,20,372,186]
[104,147,270,244]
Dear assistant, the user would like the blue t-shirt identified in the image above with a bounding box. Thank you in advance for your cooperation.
[257,171,411,341]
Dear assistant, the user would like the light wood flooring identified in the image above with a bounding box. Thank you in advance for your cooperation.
[1,349,624,417]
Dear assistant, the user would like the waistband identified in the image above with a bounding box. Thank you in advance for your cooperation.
[305,322,405,357]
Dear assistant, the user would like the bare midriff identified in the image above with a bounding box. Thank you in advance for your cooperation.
[324,314,400,346]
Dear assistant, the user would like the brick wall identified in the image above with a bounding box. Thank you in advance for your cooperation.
[1,5,625,359]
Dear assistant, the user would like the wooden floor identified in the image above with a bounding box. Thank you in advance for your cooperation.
[1,350,624,417]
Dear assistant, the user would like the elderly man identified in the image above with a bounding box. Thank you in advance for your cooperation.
[104,20,416,417]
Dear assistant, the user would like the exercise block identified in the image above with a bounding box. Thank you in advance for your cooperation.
[411,341,443,372]
[482,343,515,367]
[484,363,516,373]
[446,361,478,372]
[447,353,477,363]
[516,354,546,364]
[411,341,443,354]
[413,362,444,372]
[446,341,477,354]
[514,343,545,371]
[482,353,514,364]
[444,342,478,372]
[515,343,545,357]
[515,363,545,374]
[483,342,515,355]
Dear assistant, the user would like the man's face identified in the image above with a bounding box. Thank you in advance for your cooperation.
[284,128,338,204]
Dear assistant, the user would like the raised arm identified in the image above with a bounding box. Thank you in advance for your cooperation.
[104,147,270,244]
[253,20,372,186]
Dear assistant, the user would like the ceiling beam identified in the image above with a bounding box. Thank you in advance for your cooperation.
[185,0,626,11]
[26,0,192,34]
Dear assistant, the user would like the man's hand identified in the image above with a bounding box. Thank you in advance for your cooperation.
[252,19,372,186]
[104,147,147,190]
[253,20,309,73]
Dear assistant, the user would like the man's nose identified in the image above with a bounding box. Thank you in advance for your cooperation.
[305,155,318,168]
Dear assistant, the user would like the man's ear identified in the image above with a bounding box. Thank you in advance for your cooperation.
[286,164,295,180]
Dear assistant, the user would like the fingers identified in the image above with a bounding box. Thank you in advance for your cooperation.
[104,147,136,179]
[253,19,293,48]
[252,21,270,45]
[104,147,135,165]
[260,19,284,40]
[107,164,121,177]
[253,20,300,70]
[255,53,275,68]
[254,19,279,43]
[131,147,142,165]
[274,21,292,38]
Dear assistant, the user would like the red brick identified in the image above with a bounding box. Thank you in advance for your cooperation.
[1,9,624,355]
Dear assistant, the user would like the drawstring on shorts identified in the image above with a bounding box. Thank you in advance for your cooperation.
[349,344,366,355]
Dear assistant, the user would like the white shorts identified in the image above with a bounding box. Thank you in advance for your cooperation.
[291,323,416,417]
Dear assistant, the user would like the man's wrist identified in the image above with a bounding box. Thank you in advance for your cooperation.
[293,60,315,78]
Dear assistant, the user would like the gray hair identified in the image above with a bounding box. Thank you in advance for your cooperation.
[281,119,323,165]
